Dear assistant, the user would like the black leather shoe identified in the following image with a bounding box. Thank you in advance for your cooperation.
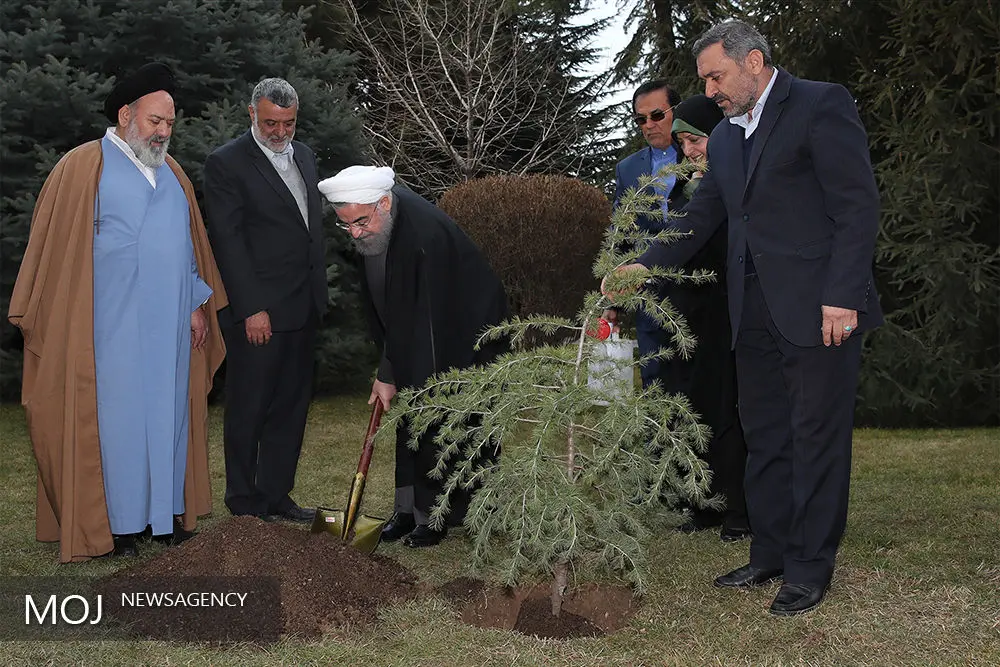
[163,516,196,545]
[714,564,783,588]
[401,524,446,548]
[676,518,709,534]
[268,505,315,524]
[380,513,416,542]
[720,524,752,542]
[112,534,138,558]
[769,582,828,616]
[141,517,197,546]
[676,509,724,534]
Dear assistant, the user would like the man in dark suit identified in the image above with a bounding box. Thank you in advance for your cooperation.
[318,166,508,548]
[203,78,327,523]
[604,20,881,615]
[608,81,750,542]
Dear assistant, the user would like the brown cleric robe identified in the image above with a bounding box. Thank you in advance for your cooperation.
[8,140,227,563]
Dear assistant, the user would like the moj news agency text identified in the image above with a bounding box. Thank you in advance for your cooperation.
[25,590,251,625]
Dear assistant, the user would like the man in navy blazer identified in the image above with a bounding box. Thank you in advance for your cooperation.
[606,80,686,390]
[605,20,881,615]
[203,78,327,524]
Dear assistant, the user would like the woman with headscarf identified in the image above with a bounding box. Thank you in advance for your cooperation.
[668,95,751,542]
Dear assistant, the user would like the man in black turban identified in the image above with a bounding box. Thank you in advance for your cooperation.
[102,62,177,168]
[103,62,176,123]
[7,62,226,562]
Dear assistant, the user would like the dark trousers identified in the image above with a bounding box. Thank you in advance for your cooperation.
[736,275,862,587]
[394,419,476,527]
[636,316,672,391]
[222,317,316,515]
[639,299,748,529]
[706,420,749,529]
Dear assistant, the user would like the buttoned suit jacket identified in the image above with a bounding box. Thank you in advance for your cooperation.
[639,68,883,348]
[203,130,327,332]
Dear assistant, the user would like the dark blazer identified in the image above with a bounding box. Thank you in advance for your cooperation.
[361,186,508,390]
[614,145,729,332]
[639,69,883,347]
[203,131,327,331]
[614,145,688,234]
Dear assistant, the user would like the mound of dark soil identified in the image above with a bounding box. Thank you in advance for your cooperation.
[99,516,417,641]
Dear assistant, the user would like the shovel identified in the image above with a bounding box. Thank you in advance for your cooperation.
[310,401,387,553]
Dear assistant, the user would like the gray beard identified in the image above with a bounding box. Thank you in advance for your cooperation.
[251,122,292,153]
[352,215,395,256]
[125,120,169,168]
[724,98,755,118]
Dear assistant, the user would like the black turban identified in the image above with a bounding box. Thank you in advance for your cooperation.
[103,62,175,124]
[671,94,724,138]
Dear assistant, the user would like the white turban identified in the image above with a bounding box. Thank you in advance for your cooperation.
[317,165,395,204]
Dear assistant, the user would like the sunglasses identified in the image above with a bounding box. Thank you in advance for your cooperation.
[634,109,669,126]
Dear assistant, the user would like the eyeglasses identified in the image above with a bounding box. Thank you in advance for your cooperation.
[634,109,669,126]
[335,201,382,231]
[335,214,375,232]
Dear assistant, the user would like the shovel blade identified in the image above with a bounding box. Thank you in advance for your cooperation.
[348,514,387,553]
[310,507,386,554]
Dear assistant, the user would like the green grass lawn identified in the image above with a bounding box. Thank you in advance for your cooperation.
[1,398,997,666]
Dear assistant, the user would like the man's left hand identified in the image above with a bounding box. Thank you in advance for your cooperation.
[821,305,858,347]
[191,307,209,350]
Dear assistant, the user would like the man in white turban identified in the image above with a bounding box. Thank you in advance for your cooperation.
[318,165,508,548]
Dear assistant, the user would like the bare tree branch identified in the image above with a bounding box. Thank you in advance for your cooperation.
[340,0,609,197]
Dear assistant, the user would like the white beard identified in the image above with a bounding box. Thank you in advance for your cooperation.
[125,120,169,168]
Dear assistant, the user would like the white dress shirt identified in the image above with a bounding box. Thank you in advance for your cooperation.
[728,67,779,138]
[104,127,158,188]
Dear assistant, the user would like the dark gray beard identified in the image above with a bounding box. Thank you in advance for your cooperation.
[724,96,755,118]
[125,120,169,168]
[352,216,394,256]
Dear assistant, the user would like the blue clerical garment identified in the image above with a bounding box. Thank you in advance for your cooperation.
[93,136,212,536]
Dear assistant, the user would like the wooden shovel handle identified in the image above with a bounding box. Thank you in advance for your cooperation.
[356,401,384,475]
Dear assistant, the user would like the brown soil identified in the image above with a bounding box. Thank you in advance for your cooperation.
[435,575,488,606]
[98,516,417,641]
[512,596,601,639]
[440,579,639,640]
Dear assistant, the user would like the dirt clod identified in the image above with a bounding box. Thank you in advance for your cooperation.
[447,579,639,640]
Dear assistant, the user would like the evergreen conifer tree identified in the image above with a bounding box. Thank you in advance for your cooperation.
[385,167,715,616]
[854,0,999,425]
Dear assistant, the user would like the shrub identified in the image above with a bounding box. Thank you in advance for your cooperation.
[439,175,611,321]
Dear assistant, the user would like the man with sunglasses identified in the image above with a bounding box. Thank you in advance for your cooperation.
[606,80,684,388]
[319,166,508,548]
[203,78,326,525]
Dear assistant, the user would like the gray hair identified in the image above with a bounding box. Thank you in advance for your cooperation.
[693,19,772,67]
[250,78,299,110]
